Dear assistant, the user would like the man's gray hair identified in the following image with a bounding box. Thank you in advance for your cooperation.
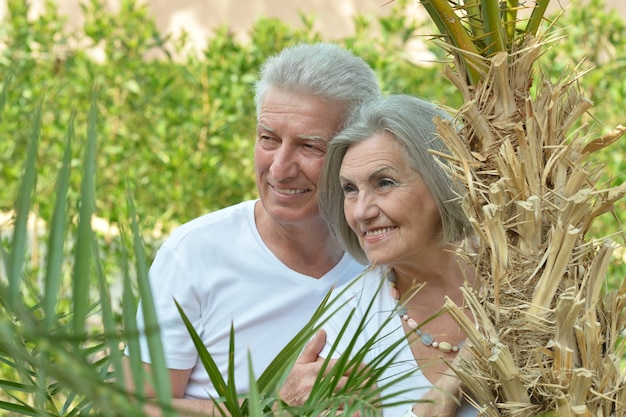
[254,43,381,120]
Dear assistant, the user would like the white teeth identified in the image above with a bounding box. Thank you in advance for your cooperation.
[365,227,394,236]
[274,187,307,195]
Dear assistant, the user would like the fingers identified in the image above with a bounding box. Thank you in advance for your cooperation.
[318,407,361,417]
[282,330,371,407]
[280,331,327,406]
[451,342,474,368]
[296,329,327,364]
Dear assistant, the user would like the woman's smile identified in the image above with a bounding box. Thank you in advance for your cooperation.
[340,132,442,265]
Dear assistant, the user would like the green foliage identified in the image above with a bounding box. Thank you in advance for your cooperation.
[0,0,625,415]
[2,0,622,249]
[0,0,453,240]
[0,90,141,416]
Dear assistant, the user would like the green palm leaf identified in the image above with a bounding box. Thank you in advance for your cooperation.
[417,0,552,85]
[125,187,176,416]
[71,90,98,338]
[175,300,240,416]
[8,100,41,310]
[43,113,74,328]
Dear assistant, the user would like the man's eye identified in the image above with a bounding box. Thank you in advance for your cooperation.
[257,135,281,150]
[302,142,326,152]
[302,142,326,155]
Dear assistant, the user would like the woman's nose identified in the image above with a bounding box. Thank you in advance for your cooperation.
[351,191,379,222]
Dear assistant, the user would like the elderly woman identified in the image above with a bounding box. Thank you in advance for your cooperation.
[317,95,478,417]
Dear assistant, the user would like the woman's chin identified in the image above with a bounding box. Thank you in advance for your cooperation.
[365,254,395,266]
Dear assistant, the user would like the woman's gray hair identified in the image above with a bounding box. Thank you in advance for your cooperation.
[318,94,472,264]
[254,43,381,120]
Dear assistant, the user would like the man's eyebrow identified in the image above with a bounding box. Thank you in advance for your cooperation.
[258,123,329,142]
[298,134,328,142]
[257,122,275,133]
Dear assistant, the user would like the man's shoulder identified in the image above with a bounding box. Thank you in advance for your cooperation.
[333,266,384,300]
[165,200,257,246]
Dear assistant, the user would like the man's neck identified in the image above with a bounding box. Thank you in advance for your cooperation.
[255,204,343,278]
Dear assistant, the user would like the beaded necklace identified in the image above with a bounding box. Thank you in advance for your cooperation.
[386,269,464,354]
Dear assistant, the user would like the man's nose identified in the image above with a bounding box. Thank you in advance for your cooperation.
[269,145,298,179]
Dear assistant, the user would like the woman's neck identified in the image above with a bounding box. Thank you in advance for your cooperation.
[390,249,474,309]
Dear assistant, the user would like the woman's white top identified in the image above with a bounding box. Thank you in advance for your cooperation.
[319,266,478,417]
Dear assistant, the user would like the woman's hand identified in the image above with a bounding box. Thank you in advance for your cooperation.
[410,372,462,417]
[410,344,472,417]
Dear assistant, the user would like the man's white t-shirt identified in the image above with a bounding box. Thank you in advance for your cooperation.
[319,266,478,417]
[130,200,364,399]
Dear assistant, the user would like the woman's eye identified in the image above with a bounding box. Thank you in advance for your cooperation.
[379,178,397,188]
[341,183,357,195]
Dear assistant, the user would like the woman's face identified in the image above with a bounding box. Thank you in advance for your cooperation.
[339,132,442,266]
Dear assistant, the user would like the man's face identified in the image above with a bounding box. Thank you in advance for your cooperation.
[254,88,346,227]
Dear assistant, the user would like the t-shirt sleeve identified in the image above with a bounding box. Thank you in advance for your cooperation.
[126,244,202,370]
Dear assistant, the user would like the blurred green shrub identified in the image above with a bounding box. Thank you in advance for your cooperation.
[0,0,623,270]
[0,0,447,240]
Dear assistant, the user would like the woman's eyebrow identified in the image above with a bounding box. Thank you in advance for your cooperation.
[367,166,394,181]
[340,166,394,183]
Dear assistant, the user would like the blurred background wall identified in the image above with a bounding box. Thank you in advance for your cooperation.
[1,0,625,51]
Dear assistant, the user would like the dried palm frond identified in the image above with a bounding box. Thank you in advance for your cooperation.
[441,43,626,415]
[413,0,626,415]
